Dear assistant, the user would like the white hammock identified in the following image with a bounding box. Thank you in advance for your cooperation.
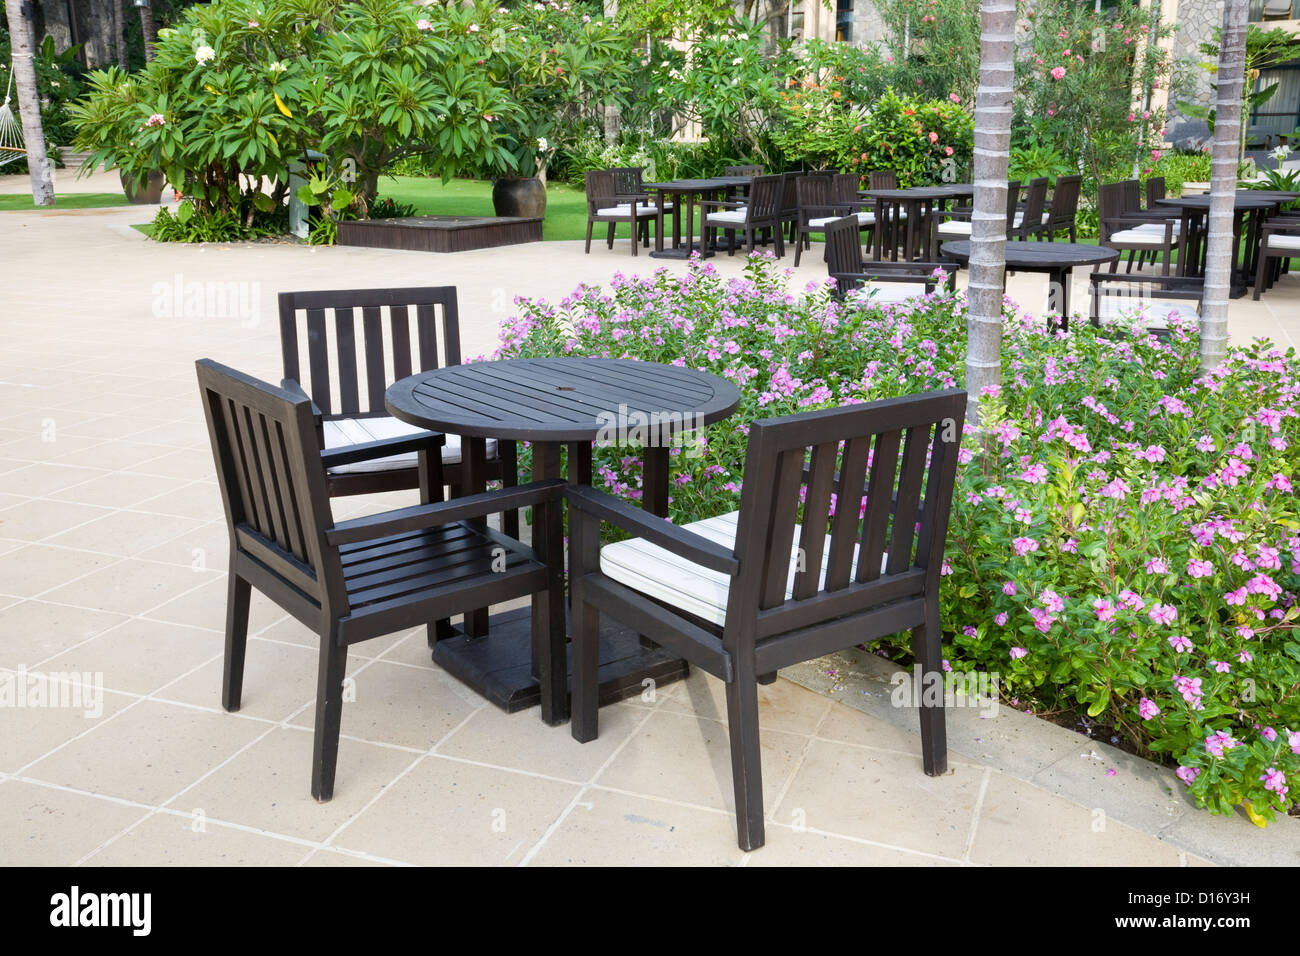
[0,70,27,169]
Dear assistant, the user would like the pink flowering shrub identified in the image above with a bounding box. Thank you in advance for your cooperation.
[497,253,1300,824]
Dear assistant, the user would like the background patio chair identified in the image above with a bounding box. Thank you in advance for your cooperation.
[610,166,671,241]
[934,180,1020,245]
[196,359,567,801]
[1253,219,1300,298]
[583,169,659,256]
[1098,181,1177,275]
[825,215,952,302]
[1088,272,1203,336]
[701,173,786,257]
[565,388,967,850]
[1038,174,1082,241]
[1011,177,1049,240]
[792,174,873,266]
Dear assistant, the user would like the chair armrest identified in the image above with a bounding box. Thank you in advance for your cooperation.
[934,208,973,220]
[281,378,323,419]
[326,478,567,547]
[1261,220,1300,234]
[698,199,746,210]
[319,430,445,469]
[611,192,653,203]
[565,484,739,576]
[838,272,936,287]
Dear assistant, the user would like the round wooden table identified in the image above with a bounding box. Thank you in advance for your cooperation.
[386,356,741,713]
[642,177,752,259]
[941,240,1119,329]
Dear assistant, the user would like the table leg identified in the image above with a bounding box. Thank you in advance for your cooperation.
[642,444,669,517]
[530,441,567,721]
[462,436,489,637]
[1051,267,1070,332]
[685,192,696,255]
[654,193,665,254]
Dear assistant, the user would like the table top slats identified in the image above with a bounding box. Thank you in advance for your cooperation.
[387,357,741,442]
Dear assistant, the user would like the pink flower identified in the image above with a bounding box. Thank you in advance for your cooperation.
[1186,558,1213,578]
[944,146,954,156]
[1040,590,1064,613]
[1176,765,1200,786]
[1209,660,1231,673]
[1238,650,1254,664]
[1167,634,1192,654]
[1093,598,1115,621]
[1260,768,1288,796]
[1144,557,1168,575]
[1151,149,1162,160]
[1289,729,1300,755]
[1009,646,1028,660]
[1148,603,1177,626]
[1021,463,1048,484]
[417,18,432,30]
[949,93,961,103]
[1138,698,1160,720]
[1002,581,1017,596]
[1224,587,1248,606]
[1204,730,1237,758]
[1012,536,1039,556]
[1050,66,1066,80]
[1262,726,1278,742]
[928,131,939,144]
[994,612,1009,626]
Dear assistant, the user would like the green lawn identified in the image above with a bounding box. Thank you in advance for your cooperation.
[378,176,634,242]
[0,192,131,211]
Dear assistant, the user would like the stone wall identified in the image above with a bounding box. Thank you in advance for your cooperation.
[1166,0,1223,146]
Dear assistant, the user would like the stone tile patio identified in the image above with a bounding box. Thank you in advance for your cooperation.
[2,175,1298,865]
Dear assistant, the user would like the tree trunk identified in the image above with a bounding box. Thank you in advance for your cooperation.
[964,0,1015,427]
[1200,0,1247,374]
[113,0,129,69]
[140,4,158,62]
[5,0,55,206]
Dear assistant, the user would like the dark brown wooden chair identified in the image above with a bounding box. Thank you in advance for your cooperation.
[583,169,659,255]
[934,180,1020,245]
[278,287,515,517]
[1099,181,1176,275]
[1089,272,1203,335]
[1253,220,1300,298]
[196,359,567,801]
[1012,177,1049,240]
[724,164,765,177]
[825,215,953,301]
[701,173,786,257]
[1038,174,1082,241]
[868,170,898,190]
[792,174,843,266]
[566,389,967,850]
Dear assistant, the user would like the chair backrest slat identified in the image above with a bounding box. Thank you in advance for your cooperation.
[886,423,931,575]
[830,173,860,204]
[869,170,898,190]
[792,441,837,600]
[585,169,617,211]
[1048,174,1082,226]
[278,287,461,422]
[1019,178,1049,236]
[758,449,805,610]
[824,436,870,590]
[198,360,338,600]
[748,174,784,220]
[334,307,359,415]
[857,428,901,583]
[824,215,862,280]
[1146,176,1166,207]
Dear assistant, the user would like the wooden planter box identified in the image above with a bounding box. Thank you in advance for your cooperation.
[336,215,543,253]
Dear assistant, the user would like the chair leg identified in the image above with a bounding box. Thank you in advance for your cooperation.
[1254,249,1269,300]
[1125,250,1135,274]
[311,626,348,801]
[221,568,251,711]
[724,677,765,851]
[606,223,615,249]
[629,217,638,256]
[912,598,948,777]
[584,220,593,254]
[570,583,600,743]
[757,671,778,685]
[793,227,803,266]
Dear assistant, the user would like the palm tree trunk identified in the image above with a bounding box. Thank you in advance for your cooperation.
[4,0,55,206]
[114,0,129,69]
[140,4,158,62]
[964,0,1016,426]
[1200,0,1247,374]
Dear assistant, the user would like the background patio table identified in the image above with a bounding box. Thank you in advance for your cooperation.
[643,177,752,259]
[941,239,1118,329]
[861,185,974,261]
[386,356,741,712]
[1154,192,1286,292]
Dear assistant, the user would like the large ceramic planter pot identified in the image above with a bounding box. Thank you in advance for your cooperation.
[492,177,547,219]
[120,169,166,205]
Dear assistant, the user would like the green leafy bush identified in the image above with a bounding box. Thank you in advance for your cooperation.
[498,254,1300,826]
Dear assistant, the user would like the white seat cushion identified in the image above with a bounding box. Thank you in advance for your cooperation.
[1107,228,1171,246]
[1266,233,1300,251]
[859,282,929,304]
[1132,221,1182,235]
[597,204,659,217]
[706,209,750,226]
[808,211,876,228]
[600,510,889,627]
[936,219,972,237]
[613,200,673,211]
[322,416,497,474]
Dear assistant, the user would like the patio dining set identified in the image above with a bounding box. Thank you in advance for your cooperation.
[195,285,967,852]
